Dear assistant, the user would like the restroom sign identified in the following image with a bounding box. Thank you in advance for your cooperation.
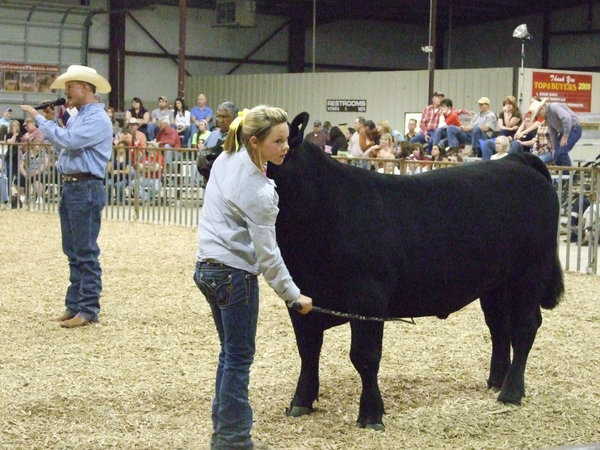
[326,99,367,112]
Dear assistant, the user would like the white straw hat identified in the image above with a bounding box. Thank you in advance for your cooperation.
[50,65,111,93]
[528,98,547,119]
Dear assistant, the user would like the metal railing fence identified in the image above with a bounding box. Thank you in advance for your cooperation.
[1,144,598,275]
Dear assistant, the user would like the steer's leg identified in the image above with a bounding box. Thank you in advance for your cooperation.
[498,303,542,405]
[286,313,324,417]
[349,320,385,431]
[480,287,511,391]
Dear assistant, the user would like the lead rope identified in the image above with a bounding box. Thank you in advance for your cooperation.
[292,303,416,324]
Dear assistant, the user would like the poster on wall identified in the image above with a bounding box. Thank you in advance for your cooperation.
[531,71,592,112]
[0,62,59,93]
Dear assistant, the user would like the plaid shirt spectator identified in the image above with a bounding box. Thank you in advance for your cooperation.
[532,121,551,155]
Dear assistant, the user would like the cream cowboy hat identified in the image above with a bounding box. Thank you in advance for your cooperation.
[50,65,111,93]
[528,98,547,119]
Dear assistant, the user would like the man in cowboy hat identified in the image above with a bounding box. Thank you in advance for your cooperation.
[20,64,112,328]
[528,98,582,167]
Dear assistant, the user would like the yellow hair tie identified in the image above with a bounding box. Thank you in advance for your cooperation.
[228,109,248,151]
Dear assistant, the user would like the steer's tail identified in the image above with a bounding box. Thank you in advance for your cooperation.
[541,253,564,310]
[505,152,563,308]
[505,152,552,181]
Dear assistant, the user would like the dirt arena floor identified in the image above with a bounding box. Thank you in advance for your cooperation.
[1,210,599,449]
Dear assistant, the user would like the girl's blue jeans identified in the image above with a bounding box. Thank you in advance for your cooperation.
[194,260,259,449]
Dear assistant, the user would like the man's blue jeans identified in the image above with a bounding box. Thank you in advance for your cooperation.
[194,261,259,450]
[446,125,472,149]
[59,179,106,321]
[552,125,582,167]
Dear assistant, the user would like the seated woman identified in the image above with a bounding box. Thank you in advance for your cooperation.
[364,132,398,174]
[173,97,191,147]
[491,136,510,160]
[406,142,427,174]
[430,143,448,170]
[481,95,523,160]
[125,97,150,137]
[497,95,522,138]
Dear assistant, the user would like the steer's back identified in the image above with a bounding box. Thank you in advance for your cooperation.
[269,144,559,320]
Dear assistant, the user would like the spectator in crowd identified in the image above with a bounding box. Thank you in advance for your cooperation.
[18,138,49,204]
[431,97,462,148]
[155,116,181,164]
[348,116,366,158]
[190,93,213,139]
[20,117,46,145]
[391,130,404,151]
[0,157,8,208]
[359,120,380,153]
[305,120,328,150]
[122,119,147,170]
[507,114,537,154]
[430,143,448,168]
[136,141,164,203]
[480,95,523,159]
[125,118,147,148]
[125,96,150,137]
[407,143,427,174]
[490,135,510,160]
[405,118,418,141]
[4,120,22,207]
[322,120,332,135]
[364,132,398,174]
[327,126,348,156]
[147,96,174,141]
[531,120,553,164]
[57,99,78,128]
[446,97,497,157]
[0,107,12,139]
[106,106,122,143]
[496,95,522,137]
[411,91,445,152]
[376,120,392,137]
[529,98,582,167]
[191,119,211,150]
[204,101,238,149]
[173,97,192,147]
[579,192,598,246]
[107,142,130,205]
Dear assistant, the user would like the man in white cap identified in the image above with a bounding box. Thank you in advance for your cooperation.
[528,98,582,167]
[20,65,112,328]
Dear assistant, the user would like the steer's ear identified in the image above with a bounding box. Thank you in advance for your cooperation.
[289,112,309,150]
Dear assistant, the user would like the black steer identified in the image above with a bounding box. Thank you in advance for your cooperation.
[266,118,563,430]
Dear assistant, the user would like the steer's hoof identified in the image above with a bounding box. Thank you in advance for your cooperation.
[356,421,385,431]
[285,405,313,417]
[497,390,523,406]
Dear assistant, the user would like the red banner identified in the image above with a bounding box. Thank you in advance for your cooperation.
[531,71,592,112]
[0,61,59,93]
